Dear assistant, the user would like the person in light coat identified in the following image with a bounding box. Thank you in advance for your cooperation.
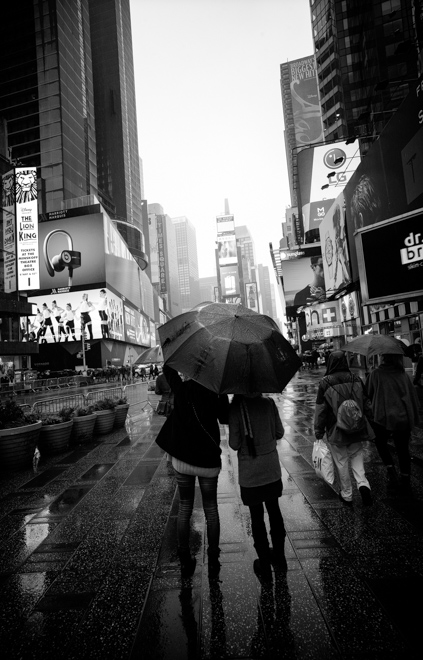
[314,351,375,507]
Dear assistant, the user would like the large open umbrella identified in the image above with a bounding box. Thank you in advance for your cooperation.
[158,302,302,395]
[342,334,405,358]
[134,345,163,365]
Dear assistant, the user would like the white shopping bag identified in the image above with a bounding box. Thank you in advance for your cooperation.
[312,439,335,486]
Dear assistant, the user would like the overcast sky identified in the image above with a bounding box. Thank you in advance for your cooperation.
[130,0,314,281]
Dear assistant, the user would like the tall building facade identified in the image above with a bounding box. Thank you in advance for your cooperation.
[0,0,146,266]
[171,216,201,313]
[310,0,422,148]
[148,204,181,319]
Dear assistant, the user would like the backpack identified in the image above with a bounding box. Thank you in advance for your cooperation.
[329,378,366,435]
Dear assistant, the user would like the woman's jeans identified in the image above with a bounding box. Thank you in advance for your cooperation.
[373,422,411,475]
[248,498,286,559]
[174,471,220,555]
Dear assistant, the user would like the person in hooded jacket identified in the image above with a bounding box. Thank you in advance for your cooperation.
[314,351,375,506]
[155,365,229,577]
[229,394,285,583]
[365,353,419,495]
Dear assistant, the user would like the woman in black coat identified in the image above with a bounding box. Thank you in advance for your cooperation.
[156,366,229,576]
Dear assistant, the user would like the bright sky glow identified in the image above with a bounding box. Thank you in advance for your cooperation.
[130,0,313,283]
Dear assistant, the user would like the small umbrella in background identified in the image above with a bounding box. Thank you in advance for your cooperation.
[158,302,302,395]
[342,334,405,359]
[134,345,164,365]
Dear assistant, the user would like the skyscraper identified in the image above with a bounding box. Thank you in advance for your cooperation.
[310,0,422,149]
[171,216,201,313]
[0,0,146,266]
[147,204,181,319]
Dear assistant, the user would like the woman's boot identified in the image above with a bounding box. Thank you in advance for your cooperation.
[253,543,272,582]
[270,529,288,571]
[178,548,196,577]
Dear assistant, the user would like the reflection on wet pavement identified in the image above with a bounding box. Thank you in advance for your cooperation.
[0,370,422,659]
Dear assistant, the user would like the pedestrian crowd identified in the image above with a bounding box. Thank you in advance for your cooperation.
[155,341,421,583]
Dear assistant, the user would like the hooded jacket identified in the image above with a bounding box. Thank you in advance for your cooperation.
[314,351,375,446]
[365,361,419,431]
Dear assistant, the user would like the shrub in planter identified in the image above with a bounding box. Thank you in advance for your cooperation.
[37,407,74,455]
[70,405,97,444]
[0,400,42,469]
[113,396,130,428]
[91,398,116,435]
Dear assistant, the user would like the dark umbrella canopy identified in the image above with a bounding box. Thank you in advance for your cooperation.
[158,302,301,395]
[342,334,405,358]
[134,345,164,365]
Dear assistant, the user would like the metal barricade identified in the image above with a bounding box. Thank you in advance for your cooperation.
[123,382,153,410]
[58,377,70,388]
[30,379,47,393]
[86,387,123,405]
[32,394,86,415]
[46,378,60,390]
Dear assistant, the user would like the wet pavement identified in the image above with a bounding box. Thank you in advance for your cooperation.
[1,368,423,659]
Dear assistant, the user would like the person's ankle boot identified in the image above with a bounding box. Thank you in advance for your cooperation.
[207,547,221,577]
[359,486,373,506]
[178,549,196,577]
[270,531,288,571]
[253,558,272,582]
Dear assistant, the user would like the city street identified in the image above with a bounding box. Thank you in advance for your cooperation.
[0,368,422,659]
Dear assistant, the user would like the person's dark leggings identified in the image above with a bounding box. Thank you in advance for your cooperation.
[174,471,220,556]
[373,422,411,475]
[249,498,286,557]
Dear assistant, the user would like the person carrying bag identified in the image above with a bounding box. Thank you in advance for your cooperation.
[314,351,375,507]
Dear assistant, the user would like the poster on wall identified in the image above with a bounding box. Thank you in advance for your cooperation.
[245,282,258,311]
[216,215,235,235]
[319,191,352,296]
[2,169,16,293]
[28,287,125,343]
[220,265,239,296]
[15,167,40,291]
[280,246,325,313]
[286,55,324,147]
[123,303,151,347]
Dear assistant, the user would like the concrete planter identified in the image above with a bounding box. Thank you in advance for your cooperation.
[114,404,129,428]
[0,421,42,469]
[71,413,97,444]
[94,409,116,435]
[37,420,73,455]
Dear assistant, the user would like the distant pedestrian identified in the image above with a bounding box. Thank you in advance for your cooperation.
[155,365,229,577]
[366,353,419,495]
[153,365,159,378]
[229,393,286,582]
[314,351,375,507]
[149,364,154,380]
[140,367,146,382]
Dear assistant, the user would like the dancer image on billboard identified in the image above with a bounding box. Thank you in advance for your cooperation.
[62,303,77,341]
[78,293,95,341]
[51,300,67,342]
[39,303,56,343]
[97,289,110,338]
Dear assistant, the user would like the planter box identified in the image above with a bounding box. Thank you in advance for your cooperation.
[0,421,42,469]
[94,409,116,435]
[114,404,129,429]
[37,420,73,455]
[71,413,97,444]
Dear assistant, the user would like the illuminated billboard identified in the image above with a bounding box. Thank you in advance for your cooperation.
[28,287,125,343]
[280,246,325,312]
[216,215,235,235]
[15,167,40,291]
[287,56,324,147]
[245,282,258,311]
[297,142,361,242]
[217,234,237,265]
[356,210,423,304]
[220,265,239,297]
[319,191,352,296]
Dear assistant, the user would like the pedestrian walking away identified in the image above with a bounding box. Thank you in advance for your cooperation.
[314,350,375,507]
[229,393,286,583]
[366,353,420,496]
[155,365,229,577]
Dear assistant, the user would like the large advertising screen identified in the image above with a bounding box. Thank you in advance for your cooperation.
[216,215,235,235]
[297,142,361,242]
[28,287,125,343]
[245,282,259,311]
[220,264,240,297]
[319,191,352,296]
[287,56,324,147]
[357,210,423,304]
[217,234,237,265]
[15,167,39,291]
[280,246,325,312]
